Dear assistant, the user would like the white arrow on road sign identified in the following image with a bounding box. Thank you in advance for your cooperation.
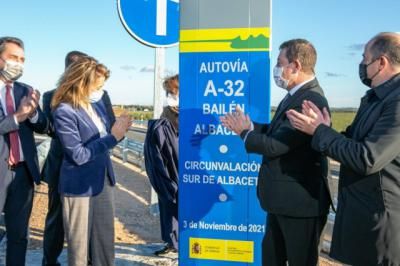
[156,0,180,36]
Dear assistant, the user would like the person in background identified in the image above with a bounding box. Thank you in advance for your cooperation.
[163,74,179,114]
[0,36,48,266]
[286,32,400,266]
[144,74,179,255]
[41,51,116,266]
[51,56,130,266]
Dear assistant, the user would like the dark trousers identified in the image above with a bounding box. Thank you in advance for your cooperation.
[4,163,34,266]
[158,197,178,245]
[42,183,64,266]
[262,213,327,266]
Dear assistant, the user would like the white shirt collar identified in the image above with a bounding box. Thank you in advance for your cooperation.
[0,79,14,91]
[0,79,16,112]
[288,77,315,96]
[0,81,4,113]
[0,79,6,90]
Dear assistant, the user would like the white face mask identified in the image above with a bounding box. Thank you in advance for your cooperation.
[0,58,24,81]
[166,92,179,107]
[89,89,104,103]
[273,66,289,89]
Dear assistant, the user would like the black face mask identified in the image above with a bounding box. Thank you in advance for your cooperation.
[359,58,380,87]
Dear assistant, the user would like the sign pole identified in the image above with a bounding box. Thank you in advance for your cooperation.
[150,47,166,215]
[153,47,165,119]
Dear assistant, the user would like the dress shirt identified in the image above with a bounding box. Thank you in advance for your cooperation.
[0,80,39,161]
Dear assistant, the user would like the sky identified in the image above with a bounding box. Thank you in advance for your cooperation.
[1,0,399,107]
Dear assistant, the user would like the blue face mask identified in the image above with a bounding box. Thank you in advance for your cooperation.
[89,89,104,103]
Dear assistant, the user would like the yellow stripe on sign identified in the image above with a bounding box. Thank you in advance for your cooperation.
[180,27,270,41]
[180,27,270,53]
[189,237,254,263]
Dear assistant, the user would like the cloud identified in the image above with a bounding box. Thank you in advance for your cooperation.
[120,65,136,71]
[140,66,155,73]
[138,66,177,75]
[344,43,365,57]
[347,43,364,51]
[325,72,346,78]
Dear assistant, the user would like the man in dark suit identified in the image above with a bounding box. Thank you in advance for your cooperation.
[0,36,48,266]
[41,51,116,266]
[221,39,331,266]
[287,32,400,266]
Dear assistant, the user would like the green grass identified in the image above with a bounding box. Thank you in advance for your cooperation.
[126,109,356,132]
[127,111,153,120]
[330,112,356,132]
[272,111,356,133]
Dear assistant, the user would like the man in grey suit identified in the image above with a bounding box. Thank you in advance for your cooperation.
[287,32,400,266]
[0,36,48,265]
[41,51,116,266]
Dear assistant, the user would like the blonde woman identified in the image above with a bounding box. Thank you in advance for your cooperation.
[51,56,130,266]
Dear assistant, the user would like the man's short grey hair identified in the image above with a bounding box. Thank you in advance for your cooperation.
[369,32,400,66]
[0,37,24,55]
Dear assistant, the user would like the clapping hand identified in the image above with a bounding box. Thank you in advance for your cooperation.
[286,100,330,135]
[220,105,252,135]
[27,89,40,118]
[111,113,131,141]
[15,88,40,122]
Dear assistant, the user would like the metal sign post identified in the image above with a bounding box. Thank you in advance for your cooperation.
[150,47,166,214]
[153,48,165,119]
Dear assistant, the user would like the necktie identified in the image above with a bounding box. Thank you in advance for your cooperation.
[282,93,291,106]
[5,83,21,165]
[276,93,291,114]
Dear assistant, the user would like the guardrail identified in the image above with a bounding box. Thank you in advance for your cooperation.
[35,130,146,171]
[112,137,145,169]
[131,120,148,129]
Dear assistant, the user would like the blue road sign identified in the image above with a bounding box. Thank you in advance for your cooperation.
[117,0,179,48]
[179,50,270,266]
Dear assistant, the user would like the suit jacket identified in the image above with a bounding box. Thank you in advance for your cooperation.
[241,79,332,217]
[312,73,400,265]
[53,102,117,197]
[0,82,48,185]
[41,89,115,188]
[144,118,179,204]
